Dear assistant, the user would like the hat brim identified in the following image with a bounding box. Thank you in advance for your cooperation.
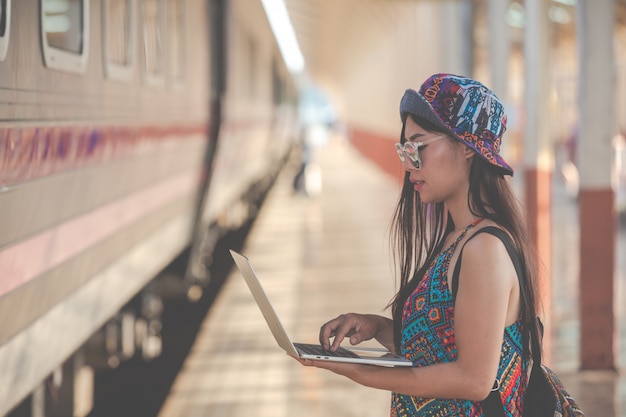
[399,89,513,176]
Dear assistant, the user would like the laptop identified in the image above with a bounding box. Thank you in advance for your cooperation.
[229,250,413,367]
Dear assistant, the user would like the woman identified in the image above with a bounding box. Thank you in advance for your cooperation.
[292,73,543,416]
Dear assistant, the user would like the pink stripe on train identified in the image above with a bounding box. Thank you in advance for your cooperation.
[0,124,207,186]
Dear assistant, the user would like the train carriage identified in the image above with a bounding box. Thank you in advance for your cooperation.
[0,1,297,415]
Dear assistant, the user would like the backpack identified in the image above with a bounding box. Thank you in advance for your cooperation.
[452,226,585,417]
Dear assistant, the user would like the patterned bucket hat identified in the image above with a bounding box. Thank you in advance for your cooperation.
[399,73,513,176]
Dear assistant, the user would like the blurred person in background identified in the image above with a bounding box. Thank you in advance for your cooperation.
[292,125,312,195]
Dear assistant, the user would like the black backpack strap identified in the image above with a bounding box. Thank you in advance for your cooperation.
[451,226,522,300]
[481,384,507,417]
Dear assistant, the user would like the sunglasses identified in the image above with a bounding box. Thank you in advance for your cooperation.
[395,135,443,170]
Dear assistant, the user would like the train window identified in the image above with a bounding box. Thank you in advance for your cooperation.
[168,0,185,86]
[0,0,11,62]
[41,0,90,73]
[103,0,135,80]
[142,0,165,85]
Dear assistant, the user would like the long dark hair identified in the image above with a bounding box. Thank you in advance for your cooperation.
[388,114,542,362]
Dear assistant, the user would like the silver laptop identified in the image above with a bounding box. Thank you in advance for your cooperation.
[229,250,413,367]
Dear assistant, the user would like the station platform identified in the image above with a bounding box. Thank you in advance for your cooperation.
[158,138,626,417]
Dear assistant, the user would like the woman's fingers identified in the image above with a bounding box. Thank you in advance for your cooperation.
[319,316,343,350]
[319,313,366,351]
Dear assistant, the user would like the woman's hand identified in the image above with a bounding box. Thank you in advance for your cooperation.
[319,313,393,352]
[288,353,370,382]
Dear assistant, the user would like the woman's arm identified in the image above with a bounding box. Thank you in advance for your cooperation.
[294,357,490,401]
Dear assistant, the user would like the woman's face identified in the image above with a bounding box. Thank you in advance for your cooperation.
[401,117,472,204]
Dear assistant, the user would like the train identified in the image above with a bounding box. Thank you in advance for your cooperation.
[0,0,298,415]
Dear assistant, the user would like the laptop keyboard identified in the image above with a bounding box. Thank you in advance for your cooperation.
[293,343,360,358]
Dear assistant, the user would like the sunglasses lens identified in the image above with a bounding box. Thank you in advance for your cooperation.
[395,144,405,162]
[395,143,422,168]
[404,144,417,161]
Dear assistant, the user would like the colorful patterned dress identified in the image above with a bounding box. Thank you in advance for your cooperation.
[390,222,528,417]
